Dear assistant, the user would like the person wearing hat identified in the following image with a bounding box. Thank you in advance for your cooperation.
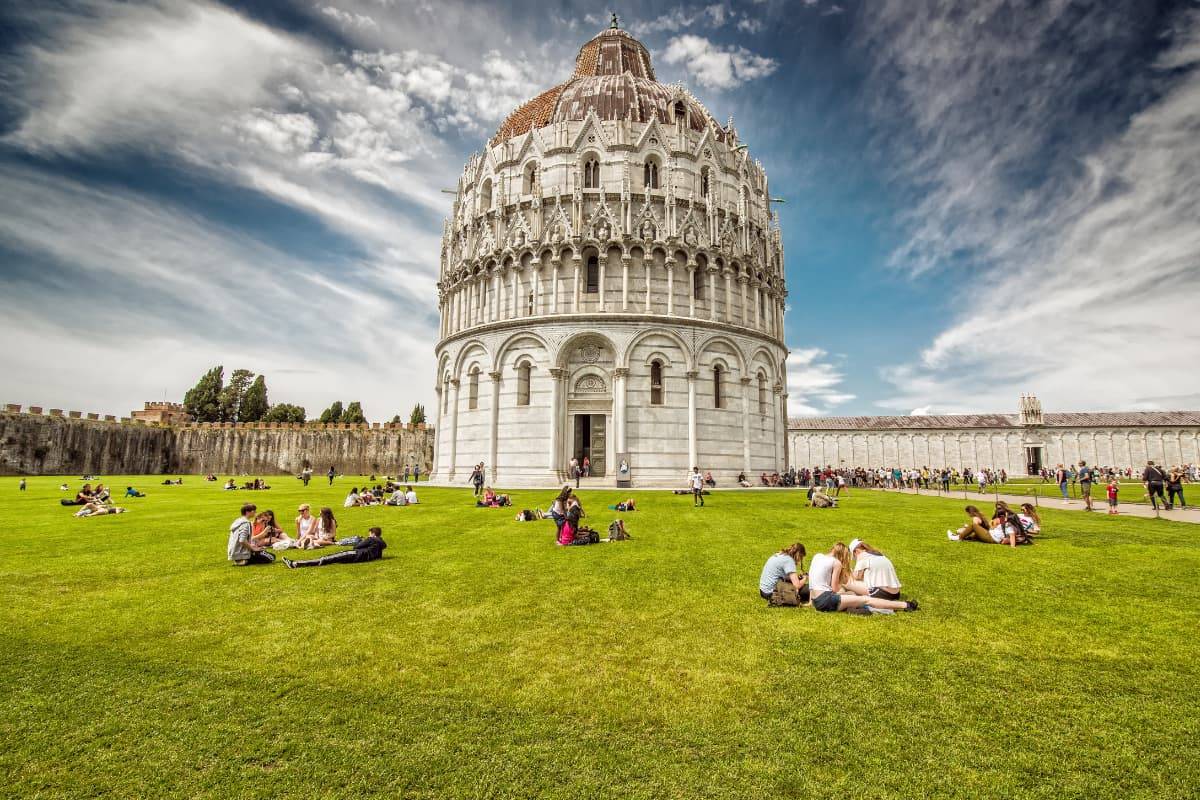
[295,503,318,542]
[845,539,903,601]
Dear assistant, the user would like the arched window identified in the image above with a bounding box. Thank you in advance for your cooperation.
[586,256,599,293]
[468,368,480,410]
[674,101,687,125]
[527,291,534,316]
[516,362,531,406]
[700,166,710,198]
[650,360,664,406]
[757,371,767,414]
[713,365,724,409]
[693,267,704,300]
[584,158,600,189]
[643,160,659,189]
[522,162,538,195]
[480,178,493,210]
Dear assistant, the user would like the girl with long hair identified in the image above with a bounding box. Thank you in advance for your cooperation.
[948,505,991,542]
[758,542,809,603]
[846,539,903,601]
[808,543,917,613]
[312,508,338,548]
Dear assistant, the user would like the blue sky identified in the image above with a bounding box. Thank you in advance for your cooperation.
[2,0,1198,421]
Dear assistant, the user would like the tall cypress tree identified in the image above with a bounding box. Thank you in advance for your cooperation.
[239,375,269,422]
[183,366,224,422]
[343,401,367,424]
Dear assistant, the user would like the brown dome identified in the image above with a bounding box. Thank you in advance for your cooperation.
[491,25,722,144]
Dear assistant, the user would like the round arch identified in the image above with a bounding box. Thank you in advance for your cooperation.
[620,327,695,372]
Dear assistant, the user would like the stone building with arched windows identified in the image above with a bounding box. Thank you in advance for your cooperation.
[429,20,788,487]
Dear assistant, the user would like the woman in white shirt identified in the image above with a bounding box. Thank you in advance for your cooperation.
[808,543,917,613]
[846,539,902,601]
[404,486,418,504]
[343,488,360,508]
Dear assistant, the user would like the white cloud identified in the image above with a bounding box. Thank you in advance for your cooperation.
[737,17,765,34]
[786,349,855,417]
[319,6,379,30]
[860,3,1200,415]
[661,34,778,89]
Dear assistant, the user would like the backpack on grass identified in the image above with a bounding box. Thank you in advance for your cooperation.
[769,579,804,607]
[572,526,600,546]
[607,520,630,541]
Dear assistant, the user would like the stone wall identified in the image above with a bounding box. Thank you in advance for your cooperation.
[0,410,435,476]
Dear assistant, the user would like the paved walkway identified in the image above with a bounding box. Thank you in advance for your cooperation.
[866,486,1200,524]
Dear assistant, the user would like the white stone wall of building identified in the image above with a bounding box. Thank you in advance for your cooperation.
[788,427,1200,473]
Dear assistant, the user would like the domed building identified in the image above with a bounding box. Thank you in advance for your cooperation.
[429,19,789,487]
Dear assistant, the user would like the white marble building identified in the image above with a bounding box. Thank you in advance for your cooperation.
[789,395,1200,474]
[429,21,789,487]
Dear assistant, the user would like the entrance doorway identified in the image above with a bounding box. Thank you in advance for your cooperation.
[572,414,607,477]
[1025,446,1043,476]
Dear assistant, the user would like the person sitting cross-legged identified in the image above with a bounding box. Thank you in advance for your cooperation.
[285,526,386,568]
[844,539,903,601]
[228,503,275,566]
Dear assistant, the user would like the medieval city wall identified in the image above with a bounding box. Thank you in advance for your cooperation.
[0,407,435,476]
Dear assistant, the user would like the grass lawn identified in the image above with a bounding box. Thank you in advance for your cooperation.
[2,476,1199,799]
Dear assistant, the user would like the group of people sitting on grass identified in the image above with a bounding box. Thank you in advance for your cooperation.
[947,501,1040,546]
[223,478,270,490]
[343,484,419,507]
[759,540,919,614]
[61,482,130,517]
[806,485,838,508]
[476,487,512,507]
[227,502,386,568]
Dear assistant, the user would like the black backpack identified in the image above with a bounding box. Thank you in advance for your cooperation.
[572,527,600,545]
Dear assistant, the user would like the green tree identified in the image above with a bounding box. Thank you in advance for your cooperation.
[391,415,402,424]
[183,365,224,422]
[239,375,269,422]
[409,403,426,425]
[319,401,344,424]
[218,368,254,422]
[343,401,367,424]
[263,403,306,424]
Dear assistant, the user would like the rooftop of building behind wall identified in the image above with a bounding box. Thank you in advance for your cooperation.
[789,410,1200,430]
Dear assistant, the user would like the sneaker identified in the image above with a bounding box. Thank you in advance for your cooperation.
[905,600,920,612]
[947,531,959,541]
[283,558,296,569]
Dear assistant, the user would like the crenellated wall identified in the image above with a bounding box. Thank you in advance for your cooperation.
[0,409,435,476]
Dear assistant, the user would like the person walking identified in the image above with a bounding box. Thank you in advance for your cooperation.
[413,464,421,483]
[470,463,484,496]
[1055,464,1069,501]
[19,478,26,491]
[1166,467,1185,510]
[569,457,580,488]
[1143,460,1167,510]
[690,467,705,507]
[327,466,336,486]
[301,467,311,487]
[1078,460,1095,511]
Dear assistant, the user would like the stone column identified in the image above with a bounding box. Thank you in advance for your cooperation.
[598,254,607,311]
[738,276,748,326]
[551,259,560,314]
[621,256,630,310]
[431,384,443,476]
[688,265,697,318]
[643,258,651,312]
[666,260,676,316]
[687,370,698,469]
[448,378,461,479]
[708,267,718,321]
[772,384,783,468]
[548,368,566,474]
[530,266,540,317]
[510,266,519,319]
[740,376,752,475]
[572,257,582,313]
[753,283,761,330]
[613,367,628,453]
[488,371,501,481]
[723,271,733,323]
[492,270,501,322]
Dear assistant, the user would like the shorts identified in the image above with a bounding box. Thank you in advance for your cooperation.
[812,590,841,613]
[1080,482,1092,495]
[868,587,900,601]
[1108,498,1118,507]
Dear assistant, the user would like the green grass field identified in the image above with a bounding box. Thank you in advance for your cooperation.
[3,476,1199,799]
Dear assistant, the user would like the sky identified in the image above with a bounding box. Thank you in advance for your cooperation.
[1,0,1198,422]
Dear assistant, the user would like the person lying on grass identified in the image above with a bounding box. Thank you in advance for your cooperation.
[124,486,145,498]
[227,503,275,566]
[74,501,127,517]
[608,498,636,511]
[284,526,386,568]
[808,543,918,613]
[846,539,902,601]
[759,543,809,604]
